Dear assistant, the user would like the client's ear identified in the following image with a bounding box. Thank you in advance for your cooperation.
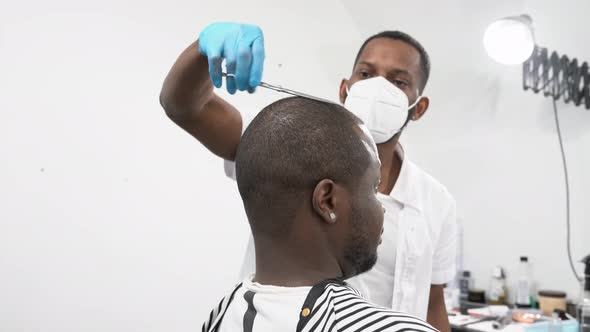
[312,179,338,224]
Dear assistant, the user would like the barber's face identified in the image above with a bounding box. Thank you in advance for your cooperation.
[342,37,422,105]
[342,130,384,277]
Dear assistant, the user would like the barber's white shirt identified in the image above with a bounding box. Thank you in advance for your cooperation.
[224,112,458,320]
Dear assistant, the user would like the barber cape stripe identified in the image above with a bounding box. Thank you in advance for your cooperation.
[202,280,438,332]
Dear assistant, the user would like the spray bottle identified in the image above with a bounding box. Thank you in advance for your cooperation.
[578,254,590,332]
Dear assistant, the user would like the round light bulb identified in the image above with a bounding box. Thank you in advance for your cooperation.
[484,15,535,65]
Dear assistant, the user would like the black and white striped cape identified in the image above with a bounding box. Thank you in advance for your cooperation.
[202,279,438,332]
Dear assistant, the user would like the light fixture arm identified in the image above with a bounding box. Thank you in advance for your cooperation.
[523,45,590,110]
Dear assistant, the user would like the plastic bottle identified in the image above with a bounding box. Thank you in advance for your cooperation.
[488,266,507,305]
[516,256,532,308]
[459,270,473,301]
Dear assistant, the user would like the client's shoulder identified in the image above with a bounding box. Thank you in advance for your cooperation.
[299,280,438,332]
[201,282,244,332]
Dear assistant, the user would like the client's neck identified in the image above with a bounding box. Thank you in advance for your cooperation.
[252,233,342,287]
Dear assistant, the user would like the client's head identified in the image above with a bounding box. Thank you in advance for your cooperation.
[235,97,384,279]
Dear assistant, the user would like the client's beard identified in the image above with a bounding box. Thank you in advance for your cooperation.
[343,204,378,278]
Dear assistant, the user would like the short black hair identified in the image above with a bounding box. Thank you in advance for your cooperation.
[235,97,372,236]
[354,31,431,91]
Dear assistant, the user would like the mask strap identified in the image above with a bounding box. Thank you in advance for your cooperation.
[399,94,423,133]
[408,95,423,111]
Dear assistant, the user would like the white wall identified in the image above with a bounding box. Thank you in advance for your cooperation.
[0,0,588,331]
[402,0,590,301]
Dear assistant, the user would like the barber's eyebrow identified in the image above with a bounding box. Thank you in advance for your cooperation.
[390,69,411,77]
[356,61,375,68]
[356,61,411,77]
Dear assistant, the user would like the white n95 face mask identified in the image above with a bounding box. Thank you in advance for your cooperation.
[344,76,421,144]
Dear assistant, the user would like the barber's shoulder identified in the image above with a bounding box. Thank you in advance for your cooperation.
[407,160,455,207]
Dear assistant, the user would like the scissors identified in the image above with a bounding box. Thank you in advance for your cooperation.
[221,73,337,105]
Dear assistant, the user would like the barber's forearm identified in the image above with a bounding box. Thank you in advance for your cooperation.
[160,40,214,122]
[427,285,450,332]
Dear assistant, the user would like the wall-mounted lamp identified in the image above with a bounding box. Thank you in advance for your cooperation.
[484,15,589,109]
[483,15,535,65]
[483,14,589,284]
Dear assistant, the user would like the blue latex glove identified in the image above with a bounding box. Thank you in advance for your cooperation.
[198,22,265,94]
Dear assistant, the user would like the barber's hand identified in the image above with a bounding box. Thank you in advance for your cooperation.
[198,22,265,94]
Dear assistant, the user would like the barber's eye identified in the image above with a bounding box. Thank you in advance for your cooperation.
[393,80,408,88]
[359,71,371,79]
